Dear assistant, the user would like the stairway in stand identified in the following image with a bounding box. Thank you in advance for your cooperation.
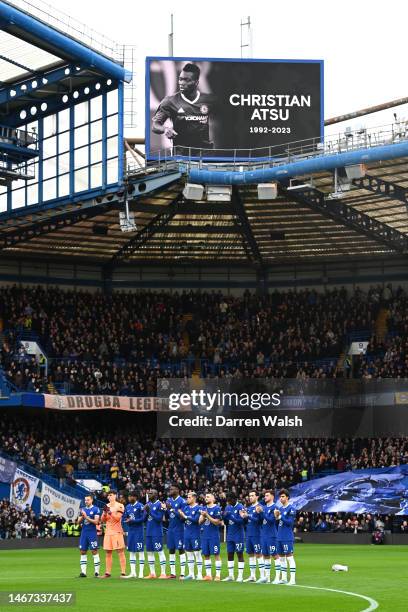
[375,307,389,343]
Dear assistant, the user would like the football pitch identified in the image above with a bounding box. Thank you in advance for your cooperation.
[0,544,407,612]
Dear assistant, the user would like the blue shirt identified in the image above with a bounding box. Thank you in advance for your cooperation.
[201,505,221,539]
[223,503,245,541]
[277,504,296,542]
[246,503,263,538]
[124,502,145,532]
[166,496,186,531]
[260,503,278,539]
[146,500,165,537]
[183,504,202,539]
[80,505,100,533]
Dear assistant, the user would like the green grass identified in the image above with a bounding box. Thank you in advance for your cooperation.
[0,544,406,611]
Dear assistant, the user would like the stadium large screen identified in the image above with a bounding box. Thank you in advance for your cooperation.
[146,57,323,160]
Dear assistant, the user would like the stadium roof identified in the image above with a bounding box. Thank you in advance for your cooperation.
[1,154,408,268]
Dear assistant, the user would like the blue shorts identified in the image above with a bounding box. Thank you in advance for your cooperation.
[146,535,163,552]
[246,536,261,555]
[184,536,201,551]
[226,539,244,554]
[127,531,144,552]
[201,538,220,556]
[167,529,184,551]
[277,540,294,555]
[79,533,98,551]
[261,537,277,557]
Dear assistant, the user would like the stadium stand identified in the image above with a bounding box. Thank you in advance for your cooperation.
[0,284,388,394]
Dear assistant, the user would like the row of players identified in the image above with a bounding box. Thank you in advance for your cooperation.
[78,485,296,584]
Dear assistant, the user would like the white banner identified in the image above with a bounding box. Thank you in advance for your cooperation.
[10,468,39,510]
[349,341,368,355]
[41,483,81,520]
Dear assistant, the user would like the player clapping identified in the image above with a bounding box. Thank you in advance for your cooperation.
[256,489,281,584]
[199,493,222,581]
[123,492,145,579]
[178,491,203,580]
[241,490,263,582]
[144,489,167,579]
[222,493,245,582]
[77,494,101,578]
[166,484,186,579]
[99,490,127,579]
[275,489,296,585]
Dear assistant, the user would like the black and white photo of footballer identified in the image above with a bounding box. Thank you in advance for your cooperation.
[151,63,215,151]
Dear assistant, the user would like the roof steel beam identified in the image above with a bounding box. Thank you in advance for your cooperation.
[353,174,408,207]
[287,187,408,253]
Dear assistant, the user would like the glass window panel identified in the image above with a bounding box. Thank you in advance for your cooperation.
[90,95,102,120]
[90,163,102,188]
[107,114,118,137]
[43,136,57,158]
[59,108,70,132]
[107,89,118,114]
[43,178,56,201]
[59,131,70,153]
[43,157,58,180]
[107,159,118,184]
[75,146,89,169]
[44,115,57,138]
[107,136,118,158]
[75,101,89,127]
[91,141,102,164]
[75,168,88,192]
[90,120,102,142]
[75,125,88,147]
[59,152,70,174]
[12,187,25,208]
[0,192,7,212]
[59,173,70,197]
[27,182,38,206]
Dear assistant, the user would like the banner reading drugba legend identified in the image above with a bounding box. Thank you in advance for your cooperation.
[146,57,323,158]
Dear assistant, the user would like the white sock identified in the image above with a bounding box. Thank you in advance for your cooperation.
[93,554,100,575]
[179,553,186,577]
[204,559,211,577]
[274,558,281,580]
[215,560,221,578]
[148,552,155,574]
[158,551,166,575]
[281,558,287,582]
[258,556,264,578]
[288,556,296,582]
[129,552,136,575]
[237,561,244,580]
[195,551,203,577]
[187,552,195,577]
[138,552,144,578]
[249,556,256,578]
[228,560,234,578]
[169,553,176,575]
[264,558,271,582]
[80,554,87,575]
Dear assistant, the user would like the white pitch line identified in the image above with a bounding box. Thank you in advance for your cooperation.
[291,584,379,612]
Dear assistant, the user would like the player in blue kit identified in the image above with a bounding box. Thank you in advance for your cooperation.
[123,492,145,579]
[166,484,186,579]
[275,488,296,585]
[144,489,167,579]
[222,493,245,582]
[256,489,281,584]
[199,492,222,581]
[240,490,263,582]
[77,494,101,577]
[178,491,203,580]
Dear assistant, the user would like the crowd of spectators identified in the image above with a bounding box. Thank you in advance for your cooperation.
[0,500,67,539]
[0,284,387,394]
[2,411,408,499]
